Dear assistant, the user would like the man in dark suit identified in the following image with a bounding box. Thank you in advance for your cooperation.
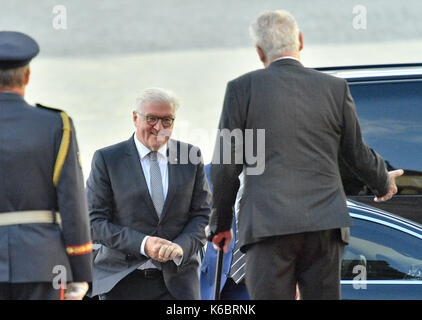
[208,10,403,300]
[87,87,211,300]
[0,31,93,300]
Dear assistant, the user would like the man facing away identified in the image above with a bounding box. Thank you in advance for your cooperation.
[0,31,92,300]
[208,10,403,300]
[87,87,211,300]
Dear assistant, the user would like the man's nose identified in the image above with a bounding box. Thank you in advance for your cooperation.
[153,119,163,131]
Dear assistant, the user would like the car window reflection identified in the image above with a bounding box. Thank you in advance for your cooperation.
[342,218,422,281]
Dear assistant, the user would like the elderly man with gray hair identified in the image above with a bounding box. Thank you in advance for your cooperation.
[87,87,211,300]
[208,10,403,299]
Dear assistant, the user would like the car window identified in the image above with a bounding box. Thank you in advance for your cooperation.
[340,79,422,196]
[342,217,422,280]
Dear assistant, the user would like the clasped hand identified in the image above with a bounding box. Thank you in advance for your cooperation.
[145,236,183,263]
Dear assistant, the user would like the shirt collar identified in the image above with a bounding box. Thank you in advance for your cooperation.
[133,134,167,160]
[270,56,301,64]
[0,91,25,101]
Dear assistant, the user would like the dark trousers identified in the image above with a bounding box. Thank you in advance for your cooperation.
[0,282,63,300]
[245,229,345,300]
[99,269,176,300]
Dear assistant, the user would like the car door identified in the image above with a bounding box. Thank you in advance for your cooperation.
[341,206,422,299]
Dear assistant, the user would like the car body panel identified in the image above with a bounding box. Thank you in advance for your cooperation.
[341,200,422,299]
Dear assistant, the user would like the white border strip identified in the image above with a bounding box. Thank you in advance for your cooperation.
[342,280,422,285]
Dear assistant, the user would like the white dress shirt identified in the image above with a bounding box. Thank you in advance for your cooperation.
[133,134,169,200]
[271,55,301,64]
[133,135,182,267]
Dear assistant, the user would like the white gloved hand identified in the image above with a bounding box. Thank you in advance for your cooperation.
[64,282,89,300]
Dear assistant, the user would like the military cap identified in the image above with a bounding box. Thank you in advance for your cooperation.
[0,31,39,70]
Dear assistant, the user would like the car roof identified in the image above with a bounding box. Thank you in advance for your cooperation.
[347,199,422,239]
[316,63,422,82]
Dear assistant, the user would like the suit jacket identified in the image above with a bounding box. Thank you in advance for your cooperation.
[209,58,389,252]
[0,92,93,283]
[87,136,211,299]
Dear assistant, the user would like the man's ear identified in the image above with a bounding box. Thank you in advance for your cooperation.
[256,46,266,65]
[24,67,30,86]
[298,31,304,51]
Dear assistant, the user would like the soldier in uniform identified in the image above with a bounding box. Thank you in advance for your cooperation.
[0,31,93,300]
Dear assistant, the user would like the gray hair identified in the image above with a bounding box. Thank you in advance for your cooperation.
[135,87,179,113]
[249,10,300,61]
[0,65,29,88]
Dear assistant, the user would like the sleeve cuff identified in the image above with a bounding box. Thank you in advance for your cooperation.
[173,254,183,266]
[140,235,150,257]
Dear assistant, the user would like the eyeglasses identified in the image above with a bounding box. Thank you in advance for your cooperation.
[137,113,175,128]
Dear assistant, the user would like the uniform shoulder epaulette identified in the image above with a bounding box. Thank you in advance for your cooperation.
[36,103,72,186]
[36,103,65,113]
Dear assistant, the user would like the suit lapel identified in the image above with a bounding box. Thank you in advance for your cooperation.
[125,135,158,221]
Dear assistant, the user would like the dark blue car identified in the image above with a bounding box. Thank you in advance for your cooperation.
[319,64,422,226]
[324,64,422,299]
